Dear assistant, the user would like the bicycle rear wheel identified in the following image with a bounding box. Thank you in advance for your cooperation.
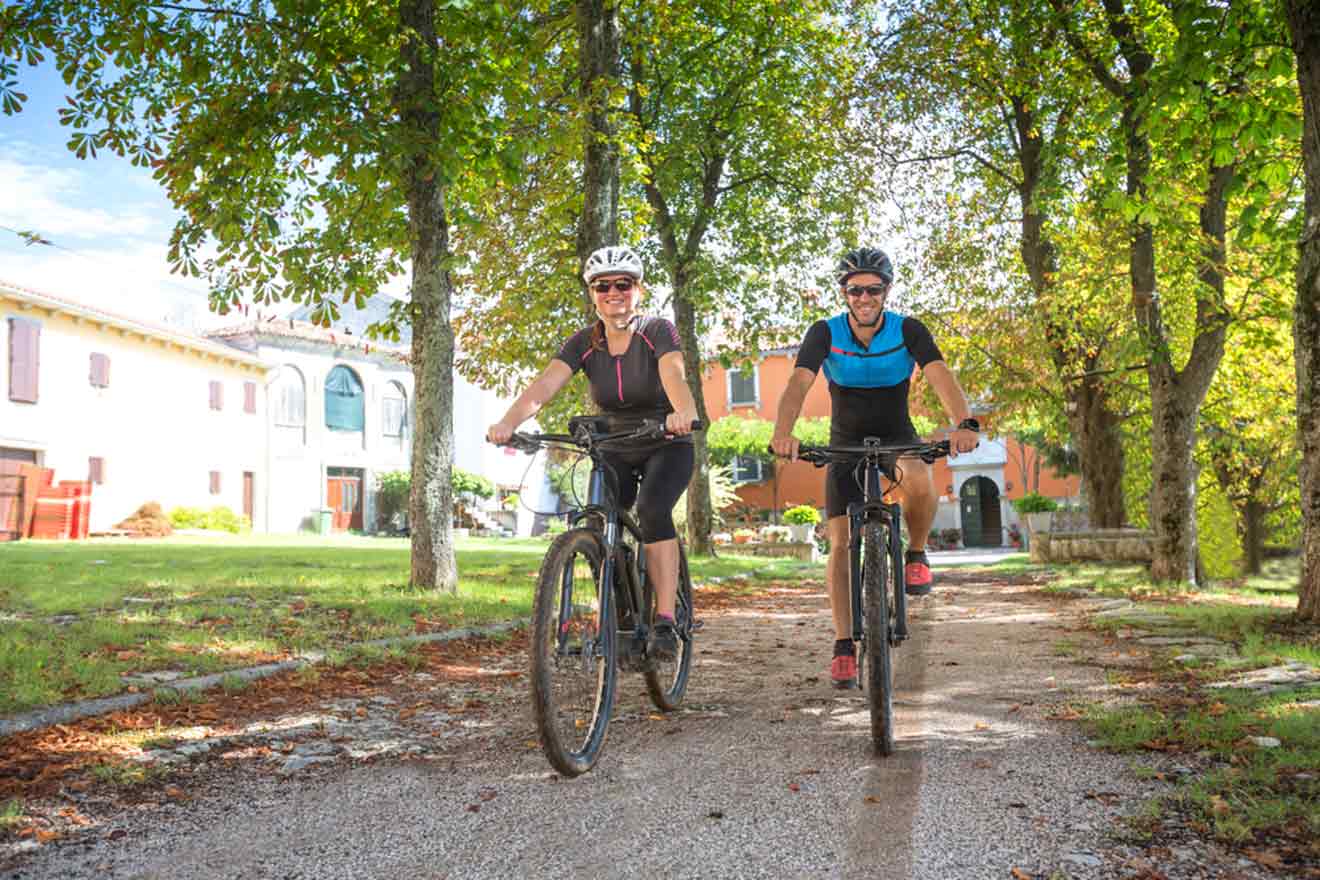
[644,542,694,711]
[862,521,895,755]
[530,528,617,776]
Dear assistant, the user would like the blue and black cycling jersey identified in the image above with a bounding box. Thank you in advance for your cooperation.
[794,311,943,443]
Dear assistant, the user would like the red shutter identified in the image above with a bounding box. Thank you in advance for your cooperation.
[90,353,110,388]
[210,471,221,494]
[88,457,105,484]
[7,318,39,403]
[209,380,224,410]
[244,381,256,414]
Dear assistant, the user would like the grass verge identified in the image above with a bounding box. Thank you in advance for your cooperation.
[0,535,813,714]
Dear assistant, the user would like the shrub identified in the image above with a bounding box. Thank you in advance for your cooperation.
[204,506,249,533]
[118,502,173,537]
[783,504,821,525]
[168,506,207,529]
[1012,492,1059,514]
[376,470,410,531]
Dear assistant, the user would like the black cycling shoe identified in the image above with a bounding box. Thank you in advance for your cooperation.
[648,620,679,661]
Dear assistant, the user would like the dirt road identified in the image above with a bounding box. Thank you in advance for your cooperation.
[4,570,1270,880]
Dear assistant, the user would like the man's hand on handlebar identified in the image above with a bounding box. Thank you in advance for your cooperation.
[486,420,517,446]
[950,427,979,457]
[769,432,800,461]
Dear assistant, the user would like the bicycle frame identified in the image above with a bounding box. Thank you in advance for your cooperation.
[846,451,909,646]
[564,461,652,665]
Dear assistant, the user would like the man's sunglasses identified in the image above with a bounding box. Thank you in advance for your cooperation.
[844,283,887,298]
[592,278,636,293]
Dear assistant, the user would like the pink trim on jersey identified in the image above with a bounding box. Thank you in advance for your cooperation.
[616,359,624,401]
[636,328,656,352]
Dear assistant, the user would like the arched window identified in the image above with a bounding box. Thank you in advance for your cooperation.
[324,365,365,432]
[274,366,306,427]
[382,381,407,438]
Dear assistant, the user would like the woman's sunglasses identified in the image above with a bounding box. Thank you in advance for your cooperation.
[844,283,887,298]
[592,278,636,293]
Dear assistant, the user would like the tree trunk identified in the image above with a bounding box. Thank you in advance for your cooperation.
[1286,0,1320,621]
[672,284,714,555]
[575,0,620,301]
[400,0,457,591]
[1243,499,1265,577]
[1073,377,1126,527]
[1013,96,1126,528]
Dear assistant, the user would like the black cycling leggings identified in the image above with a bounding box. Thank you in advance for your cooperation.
[600,442,694,543]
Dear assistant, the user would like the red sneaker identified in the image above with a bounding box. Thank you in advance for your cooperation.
[905,552,933,596]
[830,653,858,689]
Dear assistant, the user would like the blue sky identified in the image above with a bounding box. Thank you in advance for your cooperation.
[1,60,247,329]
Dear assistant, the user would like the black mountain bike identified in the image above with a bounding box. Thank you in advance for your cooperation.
[506,415,702,776]
[787,438,950,755]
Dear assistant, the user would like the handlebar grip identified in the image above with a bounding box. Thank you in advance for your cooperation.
[690,419,704,432]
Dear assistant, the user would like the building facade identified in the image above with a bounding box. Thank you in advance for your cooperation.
[700,347,1081,547]
[2,281,268,533]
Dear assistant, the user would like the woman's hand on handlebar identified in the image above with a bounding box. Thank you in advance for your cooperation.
[486,420,517,446]
[665,410,700,437]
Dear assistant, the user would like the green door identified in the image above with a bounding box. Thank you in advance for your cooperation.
[960,479,983,547]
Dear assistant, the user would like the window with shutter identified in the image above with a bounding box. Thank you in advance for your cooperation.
[7,318,40,404]
[209,471,222,494]
[244,381,257,414]
[89,353,110,388]
[209,380,223,411]
[728,367,758,407]
[88,457,105,484]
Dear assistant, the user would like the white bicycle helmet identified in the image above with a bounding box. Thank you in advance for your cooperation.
[582,245,644,283]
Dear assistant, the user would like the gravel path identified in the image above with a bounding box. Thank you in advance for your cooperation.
[3,573,1273,880]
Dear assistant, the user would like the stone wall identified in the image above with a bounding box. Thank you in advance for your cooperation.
[722,541,817,561]
[1030,529,1154,564]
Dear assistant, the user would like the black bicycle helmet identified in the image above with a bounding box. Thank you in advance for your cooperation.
[835,247,894,284]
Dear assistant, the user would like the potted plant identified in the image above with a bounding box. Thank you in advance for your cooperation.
[783,504,821,542]
[760,525,792,544]
[732,527,757,544]
[1012,492,1059,537]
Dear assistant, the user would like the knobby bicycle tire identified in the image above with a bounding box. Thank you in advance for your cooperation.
[530,528,618,776]
[644,542,694,711]
[862,521,896,755]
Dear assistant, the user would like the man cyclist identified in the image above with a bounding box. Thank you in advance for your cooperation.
[770,247,979,689]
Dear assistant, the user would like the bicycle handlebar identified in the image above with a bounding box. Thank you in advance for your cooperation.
[769,439,951,467]
[503,418,704,454]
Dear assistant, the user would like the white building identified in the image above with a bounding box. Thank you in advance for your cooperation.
[2,280,550,537]
[1,281,269,533]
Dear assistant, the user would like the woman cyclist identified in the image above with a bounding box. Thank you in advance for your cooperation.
[486,245,699,658]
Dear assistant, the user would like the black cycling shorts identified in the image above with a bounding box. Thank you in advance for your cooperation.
[824,431,922,519]
[600,441,694,543]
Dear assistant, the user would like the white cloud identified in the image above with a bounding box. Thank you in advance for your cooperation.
[0,238,228,330]
[0,154,164,240]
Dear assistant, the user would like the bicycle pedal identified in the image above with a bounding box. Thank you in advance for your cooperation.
[690,618,706,632]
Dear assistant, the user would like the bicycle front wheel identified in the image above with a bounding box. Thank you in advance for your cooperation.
[862,521,895,755]
[531,528,618,776]
[644,542,694,711]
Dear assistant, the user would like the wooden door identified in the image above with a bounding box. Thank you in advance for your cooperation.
[959,479,983,547]
[326,476,362,531]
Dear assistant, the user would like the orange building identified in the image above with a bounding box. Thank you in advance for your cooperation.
[700,348,1081,548]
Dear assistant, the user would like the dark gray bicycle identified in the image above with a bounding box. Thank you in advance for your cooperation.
[506,415,702,776]
[781,438,950,755]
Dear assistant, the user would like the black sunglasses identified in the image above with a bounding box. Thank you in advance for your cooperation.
[592,278,635,293]
[844,283,887,298]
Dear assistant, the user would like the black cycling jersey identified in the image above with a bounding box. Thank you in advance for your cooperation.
[794,312,943,443]
[554,316,686,433]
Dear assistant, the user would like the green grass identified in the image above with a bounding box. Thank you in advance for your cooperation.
[1085,686,1320,846]
[89,761,168,787]
[0,798,24,832]
[0,534,807,714]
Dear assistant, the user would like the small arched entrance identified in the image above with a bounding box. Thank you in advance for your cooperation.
[959,476,1003,547]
